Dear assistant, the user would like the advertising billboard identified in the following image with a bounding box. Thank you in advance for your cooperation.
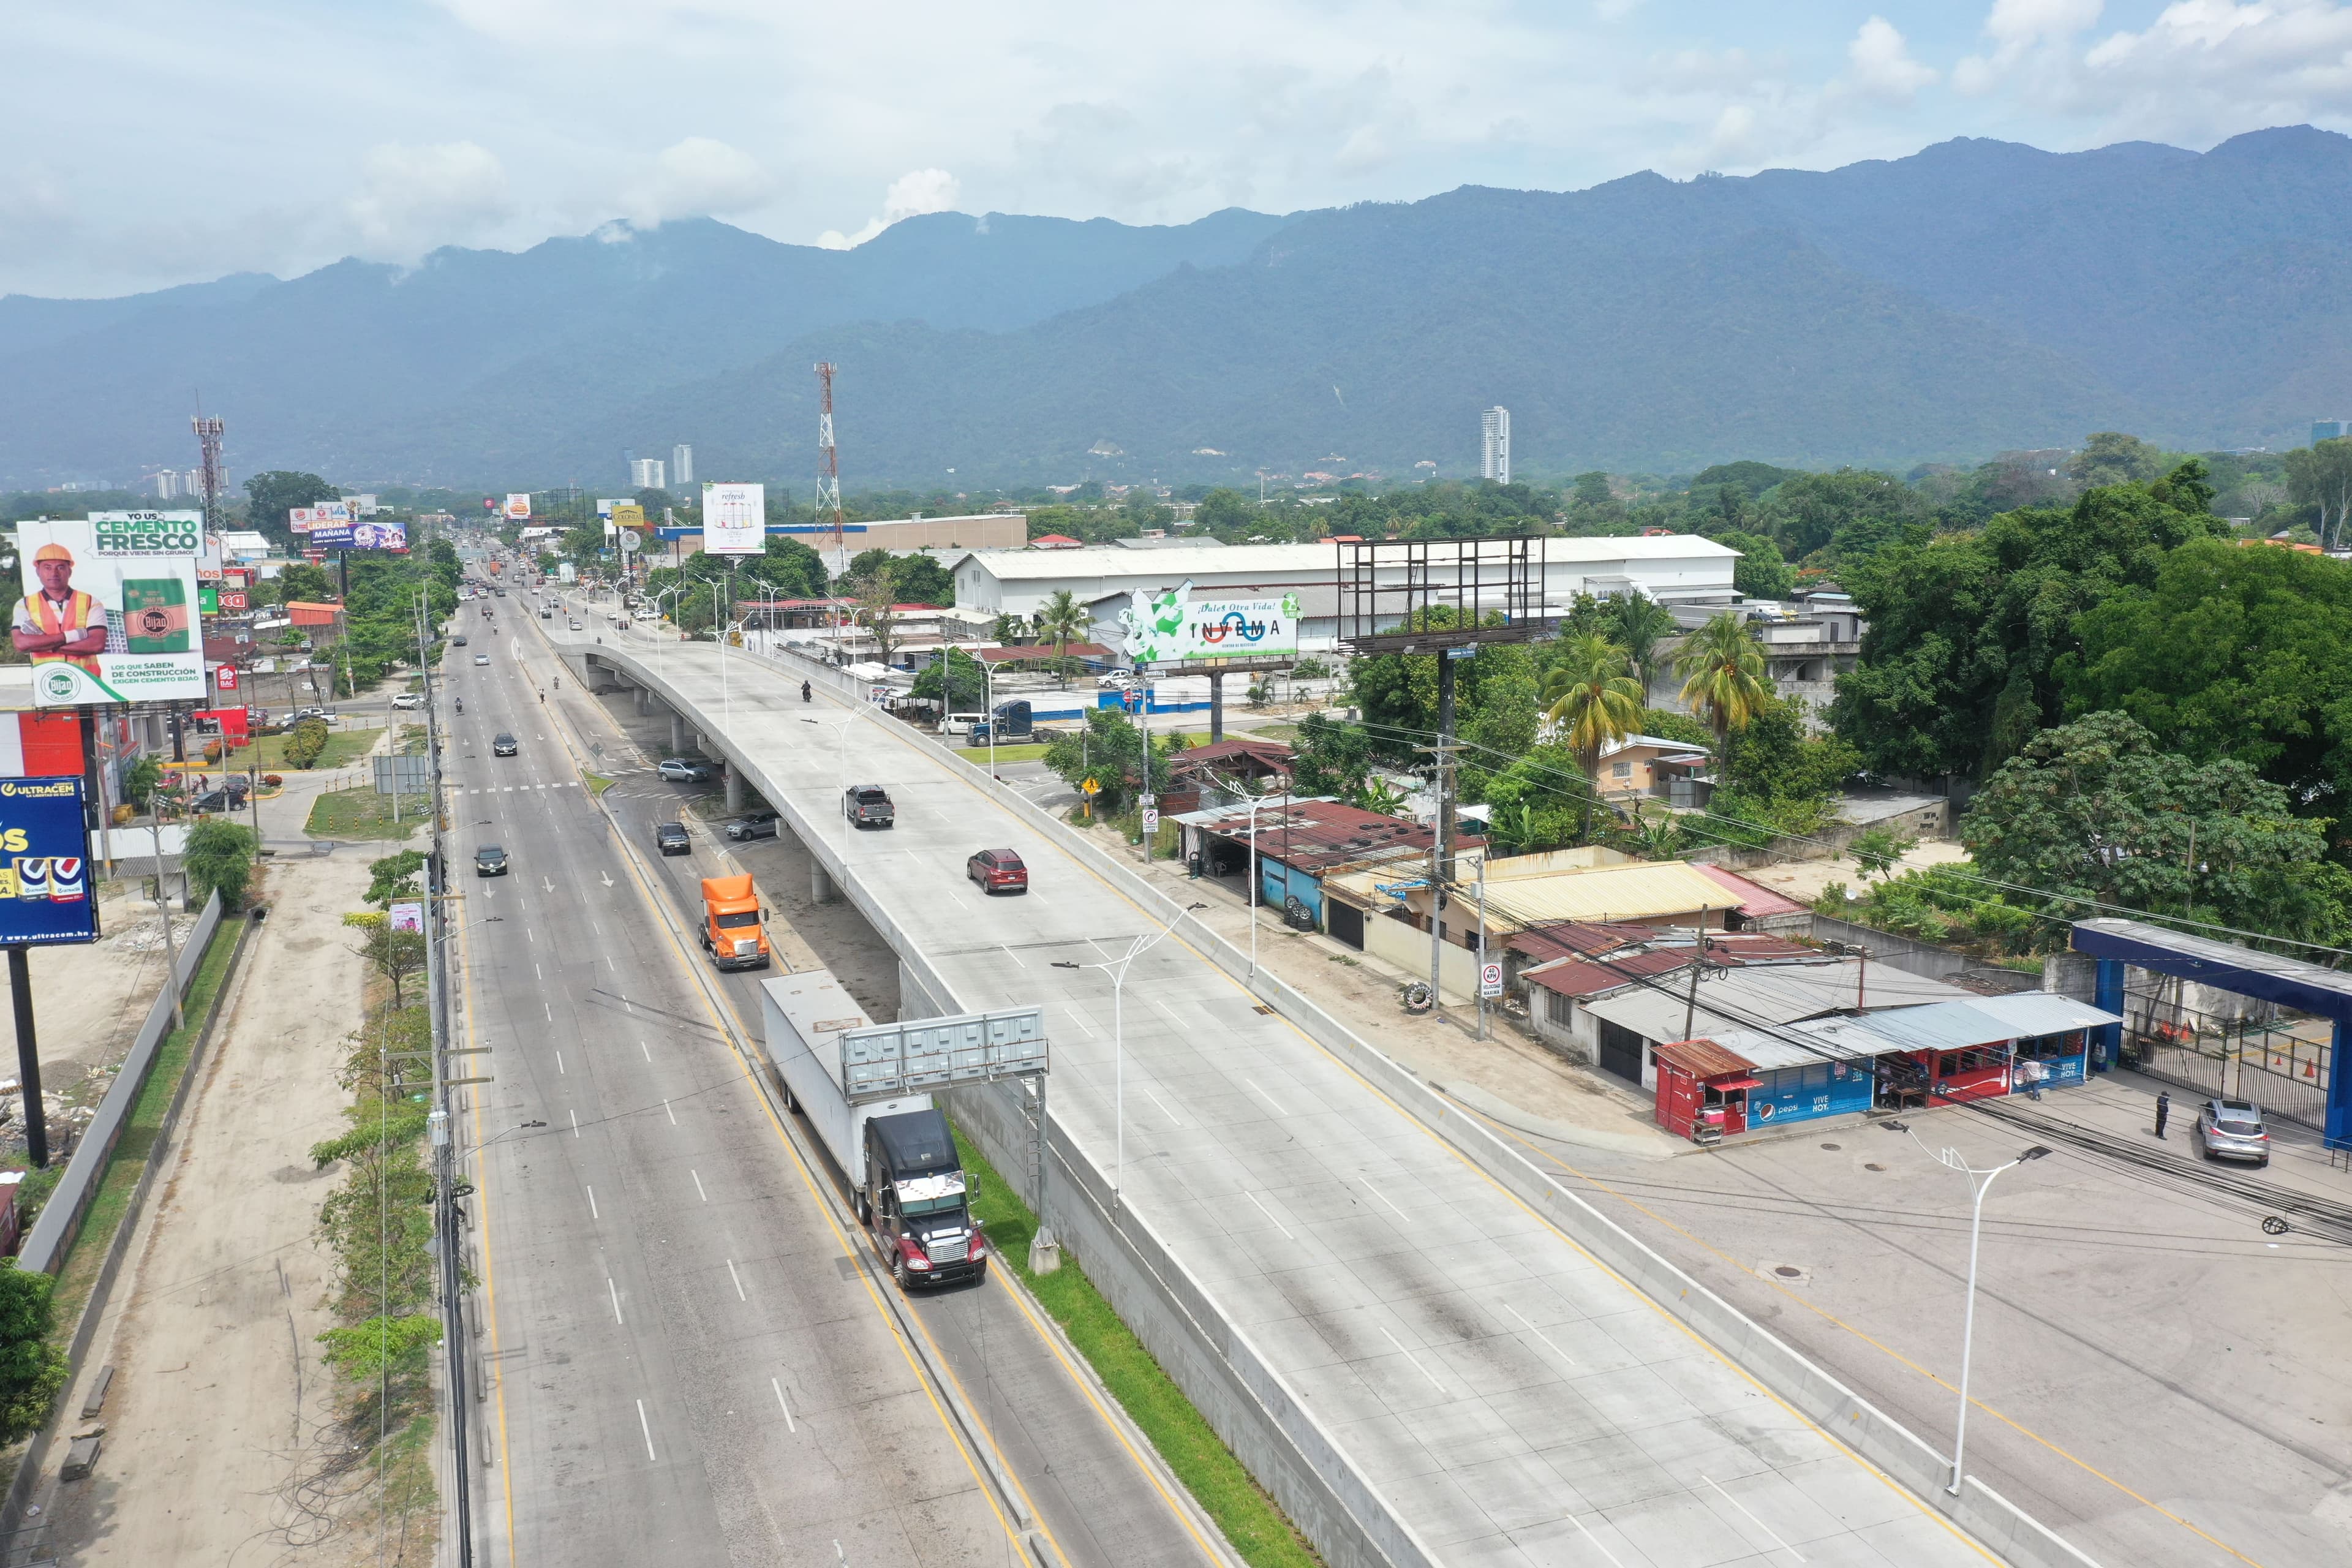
[1118,578,1302,666]
[307,519,409,552]
[0,777,98,946]
[504,493,532,520]
[15,514,206,706]
[702,481,764,556]
[288,502,350,535]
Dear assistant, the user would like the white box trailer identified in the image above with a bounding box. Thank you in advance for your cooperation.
[758,971,933,1214]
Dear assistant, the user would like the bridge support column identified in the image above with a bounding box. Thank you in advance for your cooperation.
[668,712,684,753]
[635,687,652,715]
[1208,673,1224,743]
[2093,958,2124,1072]
[725,764,744,813]
[812,862,834,903]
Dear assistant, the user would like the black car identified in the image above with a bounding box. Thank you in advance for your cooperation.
[843,785,895,829]
[654,821,692,856]
[452,635,469,647]
[189,786,247,813]
[474,843,509,876]
[492,732,519,756]
[723,811,782,842]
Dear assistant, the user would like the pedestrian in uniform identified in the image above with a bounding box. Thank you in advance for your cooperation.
[2154,1090,2171,1139]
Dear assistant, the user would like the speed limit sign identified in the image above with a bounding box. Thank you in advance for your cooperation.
[1480,961,1503,998]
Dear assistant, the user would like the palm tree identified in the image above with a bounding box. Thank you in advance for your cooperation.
[1540,632,1646,782]
[1675,610,1768,757]
[1034,589,1090,673]
[1605,592,1680,703]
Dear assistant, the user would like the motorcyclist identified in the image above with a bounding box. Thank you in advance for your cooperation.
[454,696,463,713]
[801,680,812,703]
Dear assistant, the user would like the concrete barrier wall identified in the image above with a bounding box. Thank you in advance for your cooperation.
[588,636,2101,1568]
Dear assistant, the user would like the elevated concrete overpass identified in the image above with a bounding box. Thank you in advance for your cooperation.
[540,604,2065,1568]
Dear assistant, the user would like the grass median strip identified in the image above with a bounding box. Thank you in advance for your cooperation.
[952,1126,1324,1568]
[47,917,243,1338]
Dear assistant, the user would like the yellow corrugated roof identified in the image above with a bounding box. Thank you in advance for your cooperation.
[1430,859,1731,928]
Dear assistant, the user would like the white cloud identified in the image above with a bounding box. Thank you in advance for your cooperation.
[345,141,514,260]
[1955,0,2105,92]
[1847,17,1937,102]
[815,168,962,249]
[619,137,775,227]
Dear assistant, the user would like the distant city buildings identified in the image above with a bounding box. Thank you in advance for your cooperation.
[2315,420,2348,445]
[630,457,668,489]
[150,468,205,500]
[671,443,695,488]
[1480,406,1511,484]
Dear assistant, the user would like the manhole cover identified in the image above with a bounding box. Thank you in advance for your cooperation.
[1819,1142,1841,1151]
[1864,1163,1886,1172]
[1774,1265,1804,1278]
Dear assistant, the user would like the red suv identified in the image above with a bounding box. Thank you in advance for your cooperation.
[967,848,1029,895]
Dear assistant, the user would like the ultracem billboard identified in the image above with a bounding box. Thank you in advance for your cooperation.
[1118,578,1302,666]
[0,778,98,946]
[14,514,206,706]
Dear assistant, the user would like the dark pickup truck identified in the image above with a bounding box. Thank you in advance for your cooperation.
[843,785,895,829]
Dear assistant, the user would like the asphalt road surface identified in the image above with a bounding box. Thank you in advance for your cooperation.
[443,601,1224,1568]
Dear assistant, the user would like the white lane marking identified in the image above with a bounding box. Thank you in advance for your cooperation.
[640,1040,650,1061]
[1002,946,1027,969]
[569,1109,579,1137]
[691,1169,707,1202]
[1567,1513,1629,1567]
[607,956,617,971]
[1245,1191,1295,1240]
[772,1377,796,1432]
[1379,1326,1450,1395]
[594,920,603,937]
[1142,1084,1182,1126]
[535,963,542,981]
[637,1399,657,1462]
[608,1278,624,1325]
[726,1259,746,1301]
[663,1098,676,1125]
[1073,1017,1096,1038]
[1358,1175,1410,1219]
[587,1186,599,1220]
[545,1002,552,1022]
[1506,1304,1578,1370]
[556,1050,564,1074]
[526,927,534,944]
[1703,1476,1804,1562]
[1243,1076,1289,1118]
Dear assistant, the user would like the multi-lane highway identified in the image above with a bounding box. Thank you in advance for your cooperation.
[529,591,2008,1568]
[440,595,1226,1567]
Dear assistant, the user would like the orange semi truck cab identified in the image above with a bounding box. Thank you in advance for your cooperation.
[698,874,772,971]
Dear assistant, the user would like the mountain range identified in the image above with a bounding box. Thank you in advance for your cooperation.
[9,126,2352,491]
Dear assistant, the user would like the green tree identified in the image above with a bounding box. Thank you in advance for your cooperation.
[841,547,894,589]
[319,1313,442,1386]
[1041,707,1176,812]
[889,554,954,606]
[1601,593,1679,698]
[2282,437,2352,551]
[911,647,987,713]
[1766,469,1923,561]
[183,818,258,907]
[1034,590,1090,661]
[0,1262,69,1444]
[1540,634,1644,778]
[344,912,427,1005]
[1674,611,1768,756]
[1482,744,1597,853]
[242,471,341,548]
[1290,712,1374,799]
[1193,488,1256,532]
[1571,472,1614,507]
[1962,710,2338,936]
[275,563,334,605]
[364,849,427,908]
[2067,432,2166,489]
[1717,530,1796,600]
[283,717,330,769]
[1710,696,1858,837]
[1831,462,2231,781]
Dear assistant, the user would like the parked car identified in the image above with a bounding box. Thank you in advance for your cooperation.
[2195,1099,2271,1166]
[474,654,491,666]
[723,811,782,842]
[474,843,510,876]
[391,693,424,710]
[189,787,246,813]
[290,706,339,723]
[1096,671,1136,689]
[492,732,519,756]
[967,848,1028,895]
[843,785,895,829]
[654,821,692,856]
[657,758,714,783]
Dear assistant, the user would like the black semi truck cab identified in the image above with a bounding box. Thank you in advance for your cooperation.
[862,1108,988,1287]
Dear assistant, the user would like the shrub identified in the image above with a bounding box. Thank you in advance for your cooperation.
[283,718,330,769]
[183,818,260,908]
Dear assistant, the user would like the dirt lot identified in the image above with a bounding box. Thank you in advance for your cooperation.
[39,846,376,1566]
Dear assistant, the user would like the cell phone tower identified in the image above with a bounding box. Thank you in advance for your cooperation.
[191,399,227,532]
[814,361,845,574]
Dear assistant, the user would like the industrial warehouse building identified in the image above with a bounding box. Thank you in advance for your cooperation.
[946,535,1743,651]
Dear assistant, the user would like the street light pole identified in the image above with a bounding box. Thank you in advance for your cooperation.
[1057,900,1204,1215]
[1886,1123,2049,1496]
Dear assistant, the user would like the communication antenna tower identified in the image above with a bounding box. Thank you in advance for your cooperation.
[814,362,845,573]
[190,399,227,532]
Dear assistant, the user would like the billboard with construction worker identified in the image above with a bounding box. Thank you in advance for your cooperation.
[15,514,206,706]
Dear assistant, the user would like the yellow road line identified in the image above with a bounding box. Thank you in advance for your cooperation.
[520,640,1064,1567]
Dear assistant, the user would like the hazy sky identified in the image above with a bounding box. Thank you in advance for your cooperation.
[7,1,2351,298]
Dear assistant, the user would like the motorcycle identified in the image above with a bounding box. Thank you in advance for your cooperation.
[454,697,464,713]
[801,681,812,703]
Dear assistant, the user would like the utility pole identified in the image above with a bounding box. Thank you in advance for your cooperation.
[1683,907,1710,1039]
[1428,651,1458,1009]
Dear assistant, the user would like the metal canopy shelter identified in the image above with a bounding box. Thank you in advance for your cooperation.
[2071,917,2352,1147]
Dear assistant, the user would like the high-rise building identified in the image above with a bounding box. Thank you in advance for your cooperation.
[630,458,667,489]
[671,443,695,488]
[1480,406,1511,484]
[153,470,180,499]
[2315,420,2348,446]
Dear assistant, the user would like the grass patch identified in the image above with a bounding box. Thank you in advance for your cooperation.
[955,741,1054,763]
[236,729,379,772]
[952,1126,1324,1568]
[48,917,243,1340]
[307,787,432,840]
[584,773,615,796]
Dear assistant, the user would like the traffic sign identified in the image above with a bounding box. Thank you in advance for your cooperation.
[1080,777,1101,795]
[619,529,642,554]
[1140,807,1159,834]
[1479,960,1503,998]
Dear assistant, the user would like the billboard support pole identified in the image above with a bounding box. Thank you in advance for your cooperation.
[80,709,114,876]
[8,950,47,1168]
